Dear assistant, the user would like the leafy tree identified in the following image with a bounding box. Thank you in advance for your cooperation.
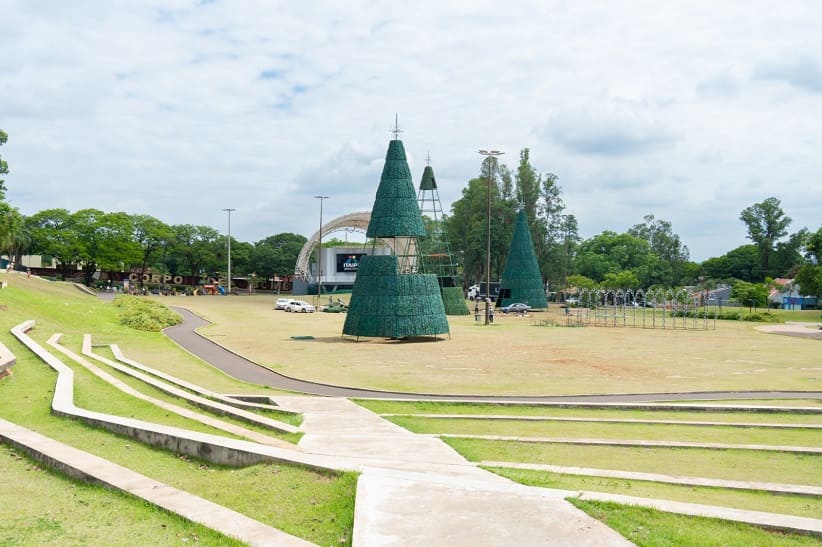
[446,156,515,285]
[510,149,569,287]
[0,203,26,261]
[171,224,221,278]
[538,172,567,287]
[574,231,658,286]
[602,270,640,289]
[226,239,252,276]
[804,226,822,263]
[724,245,762,282]
[131,215,174,287]
[26,209,82,279]
[0,129,8,199]
[250,233,307,279]
[772,228,809,277]
[701,255,732,281]
[73,209,138,286]
[739,197,791,279]
[701,245,761,282]
[565,274,597,291]
[559,214,581,286]
[628,214,690,285]
[731,280,769,312]
[794,265,822,299]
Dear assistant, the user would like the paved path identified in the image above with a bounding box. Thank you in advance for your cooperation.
[756,321,822,340]
[165,307,822,403]
[274,396,633,546]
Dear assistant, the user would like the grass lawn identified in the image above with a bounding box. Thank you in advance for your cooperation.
[0,445,243,546]
[151,292,822,395]
[569,499,820,547]
[0,277,356,546]
[385,415,822,447]
[487,467,822,519]
[445,438,821,485]
[355,399,822,424]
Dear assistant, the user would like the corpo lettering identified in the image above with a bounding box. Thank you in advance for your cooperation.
[127,273,184,284]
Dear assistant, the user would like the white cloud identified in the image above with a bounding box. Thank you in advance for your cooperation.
[1,0,820,263]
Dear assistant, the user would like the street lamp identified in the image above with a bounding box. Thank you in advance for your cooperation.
[222,208,236,296]
[477,149,504,325]
[314,195,328,304]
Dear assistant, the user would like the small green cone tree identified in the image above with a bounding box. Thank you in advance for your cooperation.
[499,209,548,308]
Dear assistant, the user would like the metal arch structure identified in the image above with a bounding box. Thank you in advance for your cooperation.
[295,211,392,280]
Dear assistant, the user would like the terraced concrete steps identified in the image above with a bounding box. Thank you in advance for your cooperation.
[0,417,313,547]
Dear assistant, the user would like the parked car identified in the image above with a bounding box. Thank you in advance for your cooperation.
[501,303,531,314]
[286,300,315,313]
[274,297,291,310]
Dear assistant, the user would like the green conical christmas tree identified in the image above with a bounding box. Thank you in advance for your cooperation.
[343,138,450,339]
[499,209,547,308]
[417,162,469,315]
[367,140,426,239]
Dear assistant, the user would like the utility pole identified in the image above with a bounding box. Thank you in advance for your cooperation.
[314,195,328,304]
[222,208,235,295]
[477,150,504,325]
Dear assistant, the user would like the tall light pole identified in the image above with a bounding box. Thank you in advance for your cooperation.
[477,150,504,325]
[314,195,328,304]
[222,208,236,296]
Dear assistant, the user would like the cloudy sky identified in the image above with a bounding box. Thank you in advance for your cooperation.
[2,1,820,261]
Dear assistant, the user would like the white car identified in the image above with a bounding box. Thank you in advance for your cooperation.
[286,300,315,313]
[274,298,291,310]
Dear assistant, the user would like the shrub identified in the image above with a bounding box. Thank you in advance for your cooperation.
[112,295,182,331]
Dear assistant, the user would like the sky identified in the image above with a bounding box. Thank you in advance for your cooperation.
[2,1,820,262]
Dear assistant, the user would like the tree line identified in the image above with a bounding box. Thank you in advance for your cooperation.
[1,129,820,299]
[442,148,821,300]
[5,206,307,287]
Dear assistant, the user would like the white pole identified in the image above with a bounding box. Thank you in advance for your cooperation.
[223,208,236,295]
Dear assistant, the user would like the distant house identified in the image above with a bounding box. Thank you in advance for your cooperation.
[769,278,817,310]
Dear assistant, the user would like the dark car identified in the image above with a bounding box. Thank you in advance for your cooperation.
[501,303,531,314]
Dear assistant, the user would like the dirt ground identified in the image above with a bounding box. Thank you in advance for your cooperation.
[157,294,821,396]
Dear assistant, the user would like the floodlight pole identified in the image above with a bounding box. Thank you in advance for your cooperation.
[478,150,504,325]
[314,195,329,305]
[222,208,236,296]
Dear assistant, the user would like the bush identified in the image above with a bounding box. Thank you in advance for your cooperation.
[112,295,182,331]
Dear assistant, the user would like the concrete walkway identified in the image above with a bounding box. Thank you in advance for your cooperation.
[274,395,633,546]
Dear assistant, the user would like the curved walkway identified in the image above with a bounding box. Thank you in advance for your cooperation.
[166,307,822,403]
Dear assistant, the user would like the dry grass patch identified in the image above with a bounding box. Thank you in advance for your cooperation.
[158,294,821,395]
